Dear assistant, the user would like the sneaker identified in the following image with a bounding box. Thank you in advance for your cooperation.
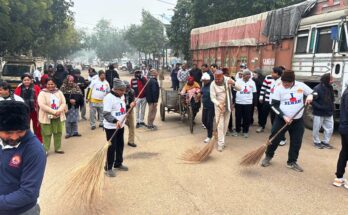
[65,135,71,139]
[98,124,104,128]
[243,133,249,138]
[128,142,137,147]
[256,127,264,133]
[204,137,211,143]
[261,156,272,167]
[231,131,239,137]
[114,165,128,171]
[91,126,96,130]
[202,124,206,129]
[321,142,333,149]
[105,169,116,177]
[286,162,304,172]
[217,146,223,152]
[333,178,346,187]
[81,116,87,121]
[136,123,141,128]
[73,133,82,137]
[140,122,147,127]
[279,139,287,146]
[313,142,324,149]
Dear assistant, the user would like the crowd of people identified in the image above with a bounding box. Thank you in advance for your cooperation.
[170,62,348,188]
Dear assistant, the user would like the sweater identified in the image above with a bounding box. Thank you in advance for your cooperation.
[38,89,67,124]
[146,78,160,103]
[131,77,147,98]
[0,131,46,215]
[312,83,335,117]
[259,75,274,103]
[339,88,348,133]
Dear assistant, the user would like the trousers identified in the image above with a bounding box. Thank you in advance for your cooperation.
[126,109,135,143]
[147,103,158,126]
[202,107,215,138]
[312,115,334,144]
[215,106,230,147]
[136,98,147,123]
[105,128,125,170]
[336,132,348,178]
[235,104,253,133]
[89,102,103,127]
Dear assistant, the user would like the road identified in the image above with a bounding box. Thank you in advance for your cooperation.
[40,70,347,215]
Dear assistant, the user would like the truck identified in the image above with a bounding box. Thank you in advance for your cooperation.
[190,0,348,129]
[0,56,45,88]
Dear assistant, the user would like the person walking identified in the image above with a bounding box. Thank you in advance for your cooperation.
[170,63,180,90]
[0,100,46,215]
[234,70,257,138]
[333,80,348,189]
[105,64,120,89]
[146,69,160,130]
[131,70,148,128]
[261,70,313,172]
[38,78,66,155]
[123,80,136,147]
[103,79,134,177]
[14,73,42,143]
[60,75,84,139]
[312,73,335,149]
[86,70,110,130]
[201,73,215,143]
[210,70,240,152]
[177,64,190,91]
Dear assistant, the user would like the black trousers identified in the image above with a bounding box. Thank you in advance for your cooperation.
[235,104,253,133]
[336,132,348,178]
[105,128,125,170]
[228,112,234,131]
[259,102,272,128]
[202,107,215,138]
[251,101,263,126]
[172,80,179,91]
[265,116,304,164]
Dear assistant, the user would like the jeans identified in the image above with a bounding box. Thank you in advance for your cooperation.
[312,115,334,144]
[202,107,215,138]
[66,122,78,136]
[235,104,253,133]
[90,102,103,127]
[136,98,147,123]
[105,128,125,170]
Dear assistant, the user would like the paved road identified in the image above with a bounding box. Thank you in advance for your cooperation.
[40,71,347,215]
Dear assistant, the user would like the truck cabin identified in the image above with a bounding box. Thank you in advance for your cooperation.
[1,62,36,88]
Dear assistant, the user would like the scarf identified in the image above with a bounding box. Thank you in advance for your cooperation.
[20,84,35,112]
[60,78,82,95]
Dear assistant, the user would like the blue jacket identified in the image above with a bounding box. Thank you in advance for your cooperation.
[146,78,160,103]
[202,82,214,109]
[339,88,348,133]
[312,83,335,117]
[0,131,46,215]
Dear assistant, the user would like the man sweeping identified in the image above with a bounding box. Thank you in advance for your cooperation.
[261,70,313,172]
[210,70,240,152]
[0,100,46,214]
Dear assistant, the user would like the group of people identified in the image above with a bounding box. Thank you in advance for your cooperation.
[171,62,348,189]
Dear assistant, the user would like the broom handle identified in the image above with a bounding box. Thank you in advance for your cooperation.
[267,105,306,145]
[107,78,151,143]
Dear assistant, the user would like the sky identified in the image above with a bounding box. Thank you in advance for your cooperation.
[71,0,177,30]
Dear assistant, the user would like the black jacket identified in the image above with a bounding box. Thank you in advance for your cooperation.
[339,87,348,133]
[146,78,160,103]
[312,83,335,117]
[125,89,135,109]
[74,76,87,97]
[63,93,84,109]
[105,69,120,89]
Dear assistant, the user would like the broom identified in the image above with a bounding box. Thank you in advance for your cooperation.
[240,105,306,166]
[63,79,150,212]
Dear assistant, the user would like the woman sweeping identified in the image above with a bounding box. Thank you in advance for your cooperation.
[15,73,42,142]
[38,78,67,155]
[60,75,84,138]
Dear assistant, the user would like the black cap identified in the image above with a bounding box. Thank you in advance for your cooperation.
[0,101,30,131]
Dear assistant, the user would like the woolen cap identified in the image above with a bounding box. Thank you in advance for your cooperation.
[113,78,126,89]
[0,101,29,131]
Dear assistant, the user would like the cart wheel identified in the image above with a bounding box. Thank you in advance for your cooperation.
[160,103,165,121]
[188,106,194,134]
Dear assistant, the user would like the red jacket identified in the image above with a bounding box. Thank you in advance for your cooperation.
[131,77,147,98]
[14,84,41,112]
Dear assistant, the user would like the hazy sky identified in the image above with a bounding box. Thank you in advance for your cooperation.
[72,0,177,30]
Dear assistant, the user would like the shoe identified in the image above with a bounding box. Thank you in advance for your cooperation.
[231,131,239,137]
[243,133,249,138]
[321,142,333,149]
[91,126,96,130]
[261,156,272,167]
[99,124,104,128]
[81,116,87,121]
[65,135,71,139]
[314,142,324,149]
[204,137,211,143]
[140,122,147,127]
[73,133,82,137]
[114,165,128,171]
[333,178,346,187]
[105,169,116,177]
[136,123,141,128]
[217,146,223,152]
[202,124,206,129]
[128,142,137,147]
[279,139,287,146]
[286,162,304,172]
[54,150,65,154]
[256,127,264,133]
[45,151,48,157]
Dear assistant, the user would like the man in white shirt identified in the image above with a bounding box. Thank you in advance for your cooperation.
[0,81,24,102]
[234,70,257,138]
[33,67,42,85]
[261,70,313,172]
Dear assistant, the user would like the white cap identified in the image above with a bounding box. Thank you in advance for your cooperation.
[201,73,211,81]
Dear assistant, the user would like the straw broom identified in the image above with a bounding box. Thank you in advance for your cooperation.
[63,79,150,212]
[240,105,306,166]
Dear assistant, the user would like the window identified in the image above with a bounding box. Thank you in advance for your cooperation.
[2,65,30,76]
[316,27,333,53]
[295,30,309,54]
[339,25,348,52]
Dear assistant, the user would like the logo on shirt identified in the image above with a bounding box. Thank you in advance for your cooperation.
[285,93,302,105]
[115,104,126,117]
[297,88,303,94]
[51,99,58,110]
[241,86,250,94]
[96,84,107,92]
[9,154,21,168]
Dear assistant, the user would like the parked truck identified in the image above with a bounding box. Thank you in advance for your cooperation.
[190,0,348,129]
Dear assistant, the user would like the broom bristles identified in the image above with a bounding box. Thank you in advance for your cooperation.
[62,143,109,213]
[180,134,217,163]
[240,143,268,166]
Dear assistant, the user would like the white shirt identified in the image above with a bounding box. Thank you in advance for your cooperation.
[33,69,42,81]
[269,78,282,104]
[89,79,110,101]
[272,81,313,119]
[235,79,257,105]
[103,93,127,129]
[0,94,24,102]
